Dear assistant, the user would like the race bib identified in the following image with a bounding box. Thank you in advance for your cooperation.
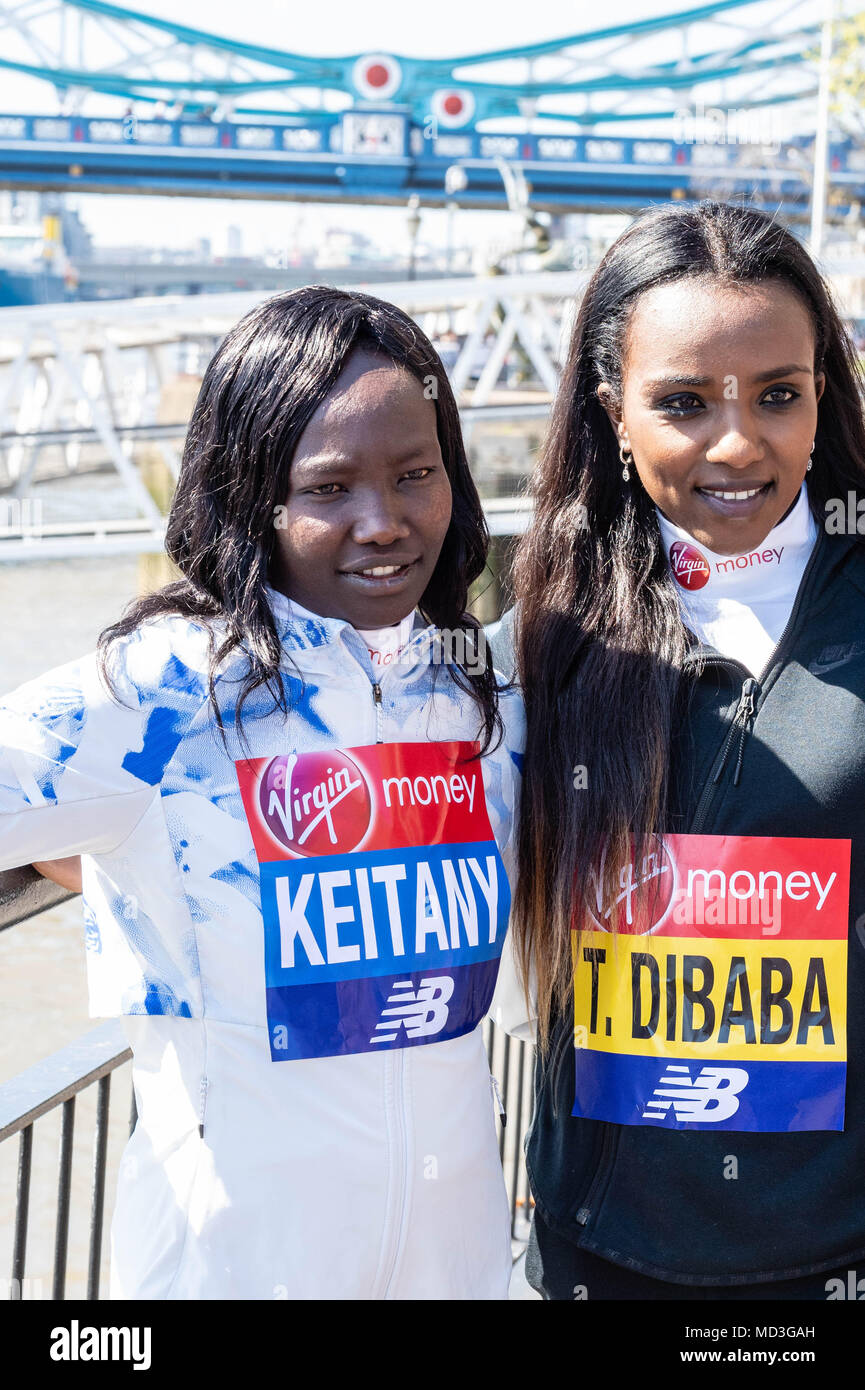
[235,741,509,1060]
[572,834,850,1132]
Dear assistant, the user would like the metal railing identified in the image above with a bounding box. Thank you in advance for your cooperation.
[0,1021,136,1300]
[485,1016,535,1246]
[1,868,137,1299]
[0,867,534,1299]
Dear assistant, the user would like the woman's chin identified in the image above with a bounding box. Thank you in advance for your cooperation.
[685,485,788,554]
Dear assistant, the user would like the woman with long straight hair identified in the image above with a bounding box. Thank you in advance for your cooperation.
[0,285,524,1299]
[493,199,865,1299]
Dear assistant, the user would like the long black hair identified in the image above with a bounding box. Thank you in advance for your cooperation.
[97,285,503,755]
[512,199,865,1049]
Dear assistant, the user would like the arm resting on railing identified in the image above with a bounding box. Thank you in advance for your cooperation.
[0,865,77,932]
[31,857,83,894]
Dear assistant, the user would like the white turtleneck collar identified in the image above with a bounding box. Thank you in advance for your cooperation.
[656,484,818,677]
[264,585,416,669]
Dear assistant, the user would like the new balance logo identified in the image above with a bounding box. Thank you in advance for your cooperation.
[642,1064,749,1122]
[370,976,454,1044]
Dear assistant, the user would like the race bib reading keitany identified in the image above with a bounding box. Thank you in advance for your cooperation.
[571,834,849,1132]
[235,742,509,1060]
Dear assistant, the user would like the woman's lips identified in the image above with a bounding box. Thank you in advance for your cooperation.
[694,480,774,517]
[338,559,419,591]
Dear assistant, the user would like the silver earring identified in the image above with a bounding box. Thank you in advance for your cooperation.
[806,439,815,472]
[619,441,633,482]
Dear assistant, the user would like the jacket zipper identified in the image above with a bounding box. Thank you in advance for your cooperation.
[574,1125,617,1227]
[372,681,384,743]
[688,663,758,834]
[198,1076,209,1140]
[687,524,827,835]
[712,676,759,787]
[490,1073,507,1129]
[380,1050,410,1299]
[370,672,411,1298]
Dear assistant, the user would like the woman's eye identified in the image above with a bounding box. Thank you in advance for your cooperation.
[658,387,800,417]
[308,483,344,495]
[658,394,702,416]
[401,467,433,481]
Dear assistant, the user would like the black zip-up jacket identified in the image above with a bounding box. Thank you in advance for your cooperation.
[489,524,865,1284]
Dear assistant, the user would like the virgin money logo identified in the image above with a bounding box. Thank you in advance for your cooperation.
[589,834,676,935]
[259,749,371,856]
[669,541,710,590]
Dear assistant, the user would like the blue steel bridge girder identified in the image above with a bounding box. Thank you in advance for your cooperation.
[0,118,858,224]
[0,0,830,135]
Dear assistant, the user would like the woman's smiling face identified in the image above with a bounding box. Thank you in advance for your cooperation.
[598,276,825,555]
[271,347,452,629]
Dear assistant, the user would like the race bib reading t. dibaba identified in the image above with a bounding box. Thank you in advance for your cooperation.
[572,834,850,1132]
[234,742,509,1060]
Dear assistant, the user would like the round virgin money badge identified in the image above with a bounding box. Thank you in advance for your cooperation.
[259,749,371,856]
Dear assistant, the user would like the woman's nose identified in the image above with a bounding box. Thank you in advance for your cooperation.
[350,494,411,545]
[705,420,764,468]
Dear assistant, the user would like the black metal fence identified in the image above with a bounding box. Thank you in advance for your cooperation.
[0,1021,135,1300]
[485,1017,535,1245]
[1,866,535,1299]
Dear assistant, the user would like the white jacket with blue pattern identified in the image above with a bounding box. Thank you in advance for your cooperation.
[0,591,525,1300]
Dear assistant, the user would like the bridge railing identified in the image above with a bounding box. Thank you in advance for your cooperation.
[0,867,534,1299]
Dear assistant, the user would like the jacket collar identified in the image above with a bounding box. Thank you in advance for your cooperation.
[681,525,861,671]
[263,585,442,678]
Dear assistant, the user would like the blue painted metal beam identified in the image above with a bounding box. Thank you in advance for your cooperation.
[57,0,337,74]
[0,113,857,218]
[59,0,780,70]
[7,0,820,124]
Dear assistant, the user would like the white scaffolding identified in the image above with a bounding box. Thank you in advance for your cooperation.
[0,270,588,559]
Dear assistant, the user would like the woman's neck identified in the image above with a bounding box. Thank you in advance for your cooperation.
[656,483,817,600]
[655,484,805,555]
[265,586,414,633]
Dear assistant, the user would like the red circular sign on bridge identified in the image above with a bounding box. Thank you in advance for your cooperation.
[432,89,476,128]
[352,54,402,102]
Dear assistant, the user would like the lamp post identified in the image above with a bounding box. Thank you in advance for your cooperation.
[445,156,535,272]
[444,165,468,276]
[406,194,421,280]
[810,0,839,261]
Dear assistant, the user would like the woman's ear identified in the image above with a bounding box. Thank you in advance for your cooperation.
[814,370,825,405]
[596,382,627,447]
[596,381,620,422]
